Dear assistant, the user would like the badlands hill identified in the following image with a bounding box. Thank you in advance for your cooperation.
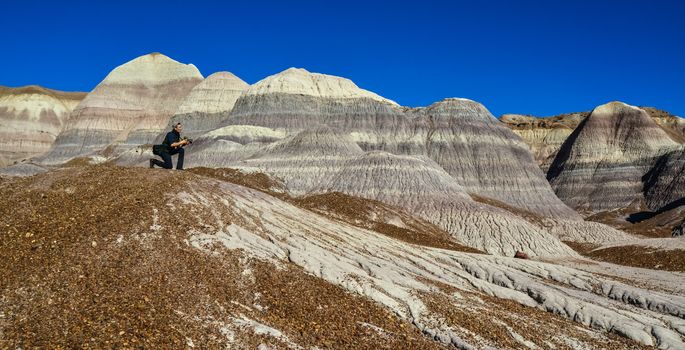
[547,102,679,212]
[645,147,685,211]
[112,64,626,257]
[3,54,679,251]
[2,164,684,349]
[503,102,685,239]
[209,68,579,220]
[170,71,249,139]
[183,68,627,254]
[4,53,685,347]
[40,53,203,164]
[501,106,685,173]
[0,85,86,166]
[500,112,588,172]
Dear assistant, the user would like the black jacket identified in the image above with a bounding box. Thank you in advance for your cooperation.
[162,130,181,152]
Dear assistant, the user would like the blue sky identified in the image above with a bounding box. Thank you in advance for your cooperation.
[3,0,683,117]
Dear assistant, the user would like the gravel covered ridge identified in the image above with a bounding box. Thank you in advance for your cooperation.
[566,242,685,272]
[0,165,443,349]
[1,165,669,349]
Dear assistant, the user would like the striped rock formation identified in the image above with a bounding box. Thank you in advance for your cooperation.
[548,101,680,212]
[501,107,685,175]
[644,146,685,211]
[209,127,580,257]
[500,112,587,172]
[40,53,203,164]
[414,99,581,219]
[224,67,404,149]
[185,127,594,256]
[119,67,626,251]
[218,68,579,219]
[0,86,85,166]
[169,72,249,139]
[219,127,574,256]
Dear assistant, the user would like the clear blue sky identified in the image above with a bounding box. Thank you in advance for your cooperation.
[3,0,683,117]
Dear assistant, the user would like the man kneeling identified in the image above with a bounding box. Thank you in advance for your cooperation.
[150,123,189,170]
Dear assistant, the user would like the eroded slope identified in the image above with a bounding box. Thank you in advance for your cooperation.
[2,165,682,349]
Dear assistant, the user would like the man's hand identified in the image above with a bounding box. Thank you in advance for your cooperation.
[171,138,192,148]
[170,140,187,148]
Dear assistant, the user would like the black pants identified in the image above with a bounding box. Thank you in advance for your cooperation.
[152,148,184,169]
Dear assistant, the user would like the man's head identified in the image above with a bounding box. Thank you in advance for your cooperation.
[173,122,183,133]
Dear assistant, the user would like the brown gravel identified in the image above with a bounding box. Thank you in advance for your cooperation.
[592,248,683,272]
[565,242,685,272]
[0,164,445,348]
[2,164,664,348]
[502,112,589,131]
[251,261,443,349]
[586,207,679,239]
[0,85,87,100]
[470,193,547,228]
[293,192,483,254]
[642,106,685,143]
[188,166,286,197]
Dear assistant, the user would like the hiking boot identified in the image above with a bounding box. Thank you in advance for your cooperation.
[149,159,154,169]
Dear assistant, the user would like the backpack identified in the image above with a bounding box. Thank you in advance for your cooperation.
[152,144,164,156]
[153,130,174,155]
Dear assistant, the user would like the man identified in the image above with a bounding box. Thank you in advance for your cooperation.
[150,122,189,170]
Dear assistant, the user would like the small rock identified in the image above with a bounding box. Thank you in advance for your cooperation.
[514,251,530,259]
[91,241,97,248]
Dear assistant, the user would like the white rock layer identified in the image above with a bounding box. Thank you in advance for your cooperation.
[245,67,397,105]
[170,72,249,139]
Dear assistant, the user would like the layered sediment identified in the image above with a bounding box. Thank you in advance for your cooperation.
[547,101,679,212]
[40,53,202,164]
[417,99,580,219]
[644,146,685,211]
[170,71,249,139]
[0,85,85,166]
[220,68,578,220]
[191,126,581,256]
[500,112,587,171]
